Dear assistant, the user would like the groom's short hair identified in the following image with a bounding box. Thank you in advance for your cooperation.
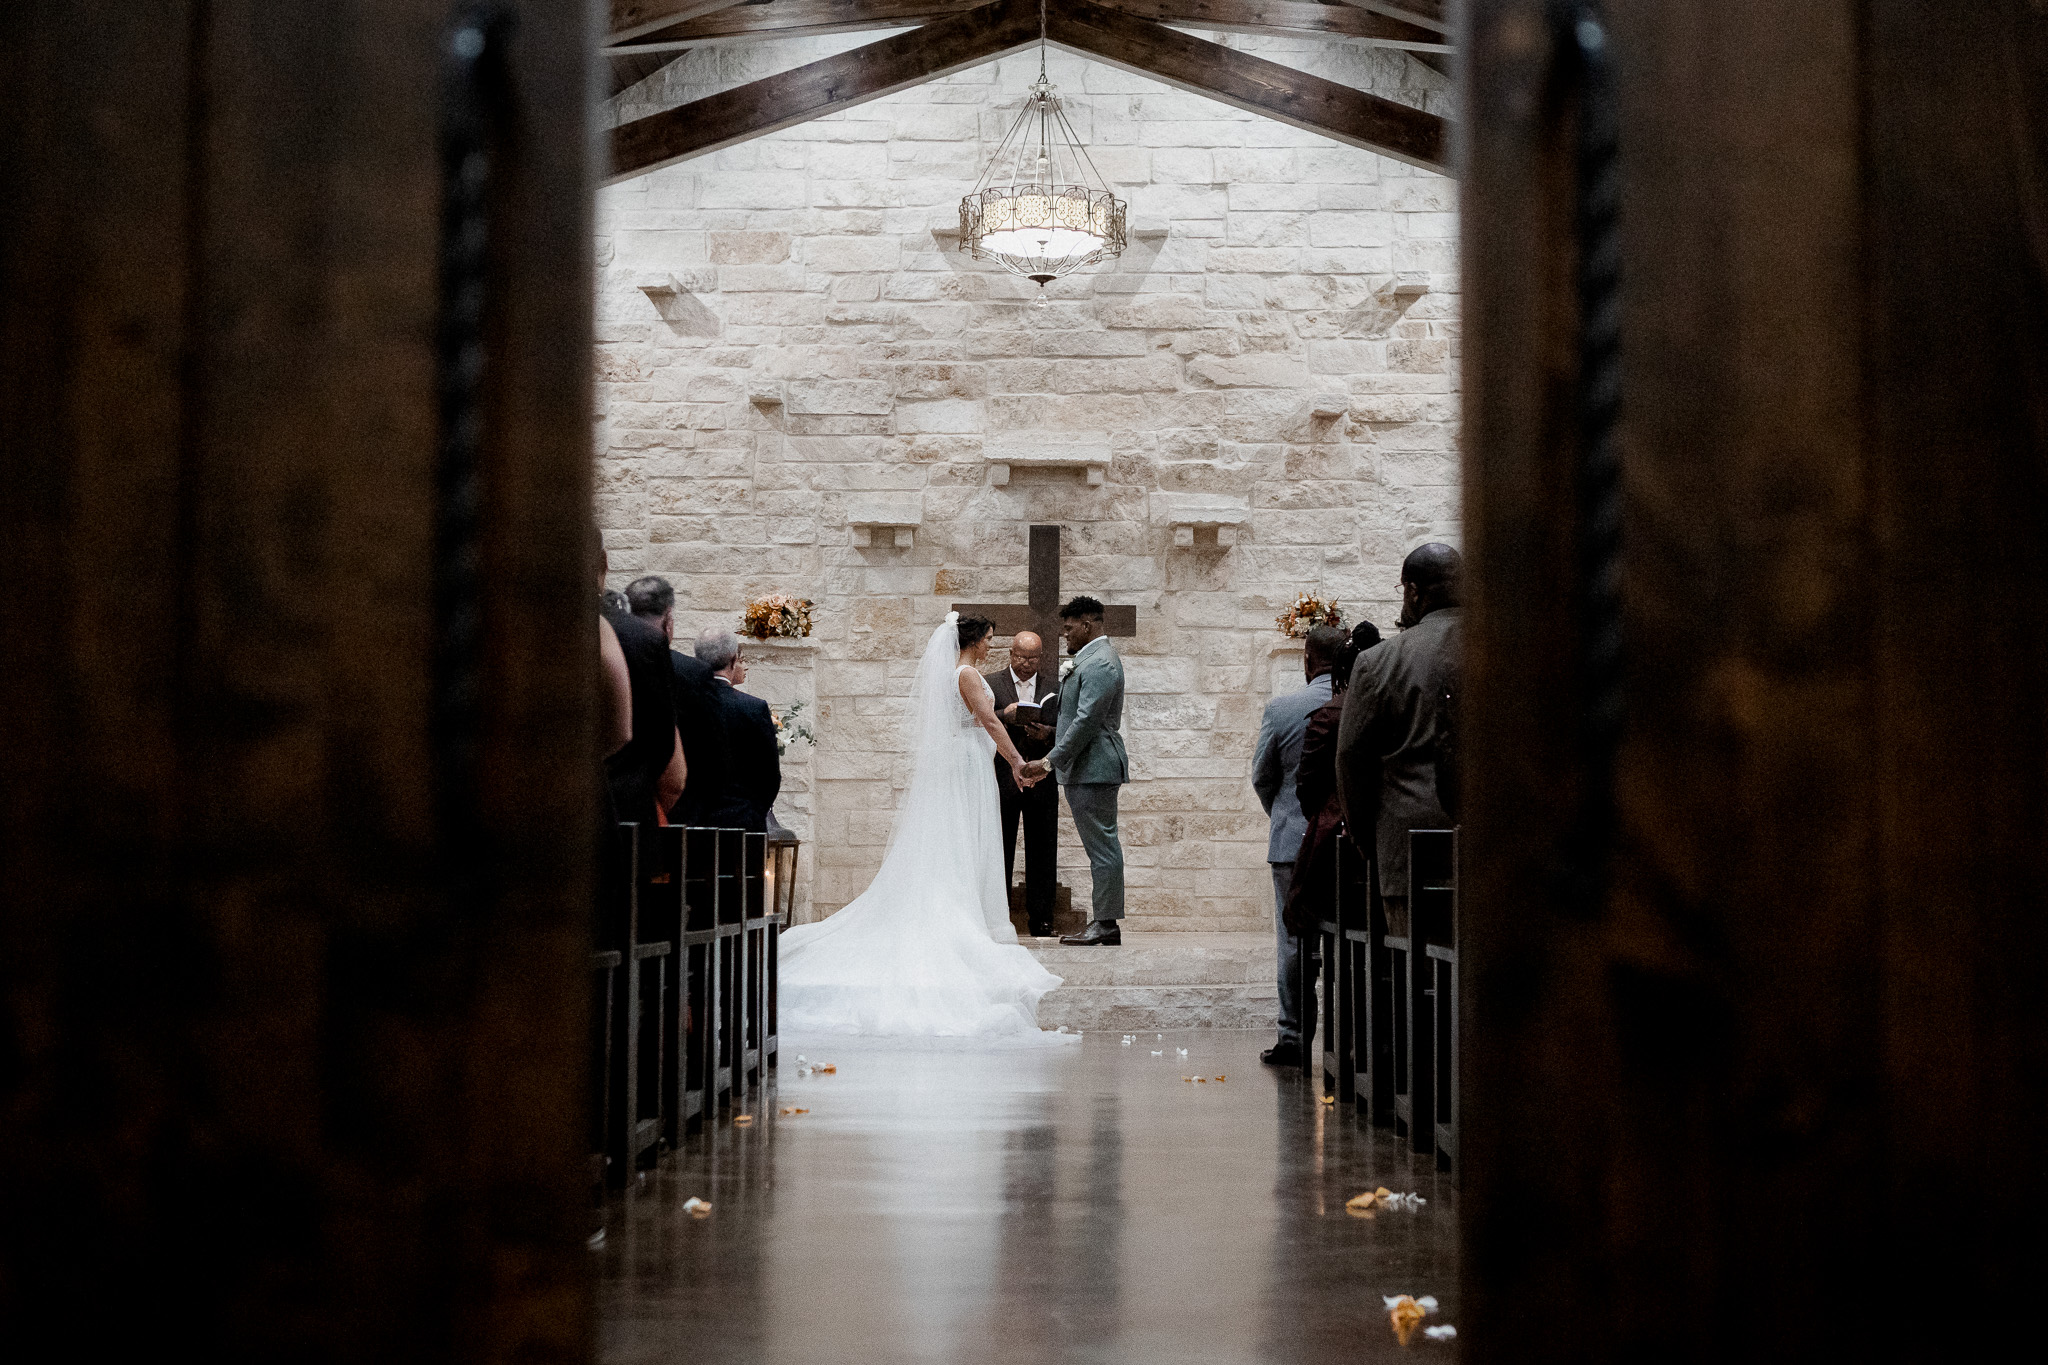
[1059,595,1105,621]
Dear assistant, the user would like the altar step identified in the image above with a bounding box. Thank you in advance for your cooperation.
[1027,931,1278,1032]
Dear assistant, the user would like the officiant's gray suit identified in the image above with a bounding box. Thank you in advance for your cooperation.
[1045,635,1129,923]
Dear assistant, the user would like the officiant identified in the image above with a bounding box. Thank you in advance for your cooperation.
[988,631,1060,937]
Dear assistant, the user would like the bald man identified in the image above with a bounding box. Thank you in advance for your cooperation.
[989,631,1061,937]
[1336,542,1464,940]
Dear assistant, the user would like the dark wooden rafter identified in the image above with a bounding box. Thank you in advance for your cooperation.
[1105,0,1449,50]
[609,0,982,54]
[1339,0,1446,34]
[607,0,1451,181]
[1047,0,1448,172]
[608,0,1450,54]
[609,0,1044,182]
[610,0,750,43]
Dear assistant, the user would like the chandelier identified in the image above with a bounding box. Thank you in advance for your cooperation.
[958,1,1127,300]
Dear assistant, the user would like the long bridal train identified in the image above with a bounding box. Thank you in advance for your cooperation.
[778,614,1070,1040]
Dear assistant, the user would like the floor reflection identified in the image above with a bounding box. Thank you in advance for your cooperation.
[597,1031,1457,1364]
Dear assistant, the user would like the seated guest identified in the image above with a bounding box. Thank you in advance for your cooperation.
[1283,622,1377,946]
[625,574,731,826]
[1253,623,1349,1067]
[1337,544,1462,937]
[695,629,781,833]
[598,555,680,828]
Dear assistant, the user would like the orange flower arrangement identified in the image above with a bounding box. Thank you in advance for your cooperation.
[740,593,814,640]
[1275,592,1344,638]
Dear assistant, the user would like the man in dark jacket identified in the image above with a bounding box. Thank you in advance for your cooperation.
[694,629,781,833]
[987,630,1060,937]
[599,588,679,830]
[1336,543,1462,938]
[625,575,731,826]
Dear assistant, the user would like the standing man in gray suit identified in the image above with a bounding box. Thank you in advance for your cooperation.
[1252,625,1346,1067]
[1023,596,1129,946]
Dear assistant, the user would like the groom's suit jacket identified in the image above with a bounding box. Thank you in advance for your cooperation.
[1046,636,1129,786]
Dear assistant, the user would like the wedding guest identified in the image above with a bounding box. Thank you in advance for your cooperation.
[1282,623,1374,956]
[595,563,637,937]
[988,630,1060,937]
[1337,544,1462,938]
[696,629,781,833]
[626,574,730,825]
[599,558,680,828]
[1253,624,1347,1067]
[597,614,632,761]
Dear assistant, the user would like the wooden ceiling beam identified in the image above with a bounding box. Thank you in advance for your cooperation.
[610,0,754,44]
[1106,0,1450,50]
[1337,0,1447,35]
[608,0,981,55]
[610,0,1454,54]
[1047,0,1450,172]
[608,0,1041,182]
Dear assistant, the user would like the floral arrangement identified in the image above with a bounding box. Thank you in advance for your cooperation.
[1276,592,1344,638]
[740,593,814,640]
[771,700,817,756]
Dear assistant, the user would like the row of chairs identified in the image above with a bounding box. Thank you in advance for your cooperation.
[590,824,786,1189]
[1302,827,1459,1169]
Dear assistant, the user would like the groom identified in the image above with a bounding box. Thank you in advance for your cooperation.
[1024,596,1129,946]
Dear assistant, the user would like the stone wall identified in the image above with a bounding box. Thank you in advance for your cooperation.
[595,35,1461,930]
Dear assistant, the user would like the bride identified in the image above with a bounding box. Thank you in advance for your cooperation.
[778,612,1069,1038]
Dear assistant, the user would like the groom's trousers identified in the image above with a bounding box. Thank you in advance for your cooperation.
[1062,782,1125,921]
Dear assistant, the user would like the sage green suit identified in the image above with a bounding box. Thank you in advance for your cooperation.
[1047,635,1129,921]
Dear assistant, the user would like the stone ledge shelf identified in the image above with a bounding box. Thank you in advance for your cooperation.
[987,433,1109,487]
[845,494,923,548]
[635,268,713,299]
[1150,492,1251,547]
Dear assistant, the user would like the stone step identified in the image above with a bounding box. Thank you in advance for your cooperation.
[1028,931,1277,1032]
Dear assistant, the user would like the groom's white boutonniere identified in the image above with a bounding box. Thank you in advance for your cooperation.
[1059,657,1076,682]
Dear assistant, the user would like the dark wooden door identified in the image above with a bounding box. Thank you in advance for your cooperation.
[0,2,597,1359]
[1460,2,2048,1360]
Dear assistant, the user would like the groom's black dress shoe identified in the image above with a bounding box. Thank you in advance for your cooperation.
[1060,920,1121,946]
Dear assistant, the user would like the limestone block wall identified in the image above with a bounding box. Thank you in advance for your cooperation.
[595,36,1461,931]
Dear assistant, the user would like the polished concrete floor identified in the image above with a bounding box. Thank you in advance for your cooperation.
[596,1030,1458,1364]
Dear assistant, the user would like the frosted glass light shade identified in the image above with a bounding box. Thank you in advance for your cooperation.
[960,184,1127,286]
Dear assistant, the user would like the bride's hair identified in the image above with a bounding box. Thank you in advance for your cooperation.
[957,615,995,650]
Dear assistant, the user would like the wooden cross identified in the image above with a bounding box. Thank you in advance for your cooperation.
[955,524,1137,693]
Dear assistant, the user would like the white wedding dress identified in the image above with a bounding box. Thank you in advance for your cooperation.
[778,614,1069,1039]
